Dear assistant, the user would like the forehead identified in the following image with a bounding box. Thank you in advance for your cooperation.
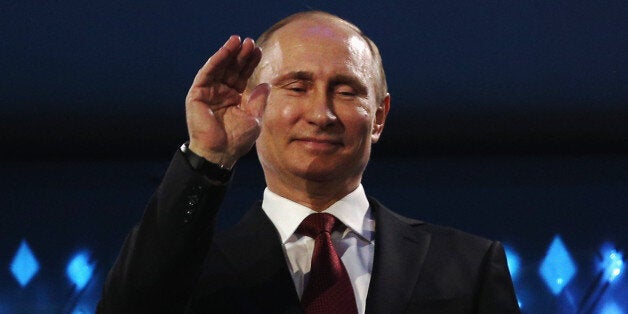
[260,18,375,79]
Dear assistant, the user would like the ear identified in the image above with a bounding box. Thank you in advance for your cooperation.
[371,93,390,143]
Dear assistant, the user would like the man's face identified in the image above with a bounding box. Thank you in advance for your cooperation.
[254,18,389,188]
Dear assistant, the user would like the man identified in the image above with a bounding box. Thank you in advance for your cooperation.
[98,11,520,313]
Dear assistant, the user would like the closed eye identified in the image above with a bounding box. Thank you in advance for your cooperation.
[334,85,358,98]
[289,87,307,92]
[282,80,310,94]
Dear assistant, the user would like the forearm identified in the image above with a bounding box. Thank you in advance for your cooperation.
[97,150,230,313]
[99,34,263,312]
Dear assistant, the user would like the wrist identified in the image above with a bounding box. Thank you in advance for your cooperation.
[187,141,237,170]
[180,142,232,183]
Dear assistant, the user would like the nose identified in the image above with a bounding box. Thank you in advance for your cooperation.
[304,90,338,128]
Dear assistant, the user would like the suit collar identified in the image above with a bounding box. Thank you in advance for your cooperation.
[261,185,373,243]
[365,198,431,314]
[216,202,302,312]
[214,199,432,314]
[218,201,291,274]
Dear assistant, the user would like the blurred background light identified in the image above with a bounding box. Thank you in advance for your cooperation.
[66,251,96,290]
[601,249,624,283]
[72,307,88,314]
[9,240,40,288]
[600,302,623,314]
[504,245,521,280]
[539,235,577,295]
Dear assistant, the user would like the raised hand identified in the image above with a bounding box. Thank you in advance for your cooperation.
[185,35,269,169]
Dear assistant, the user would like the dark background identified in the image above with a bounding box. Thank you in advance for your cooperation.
[1,1,627,313]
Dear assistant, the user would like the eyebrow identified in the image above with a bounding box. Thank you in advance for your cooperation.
[272,71,368,95]
[272,71,313,85]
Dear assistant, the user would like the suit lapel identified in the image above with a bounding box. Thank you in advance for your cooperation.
[365,199,431,314]
[215,202,302,312]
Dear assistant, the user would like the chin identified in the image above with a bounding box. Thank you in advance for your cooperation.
[295,159,365,183]
[299,170,339,183]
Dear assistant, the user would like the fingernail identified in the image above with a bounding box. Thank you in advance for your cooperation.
[224,35,240,46]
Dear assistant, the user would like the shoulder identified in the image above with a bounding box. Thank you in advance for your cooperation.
[369,196,498,253]
[418,222,499,267]
[421,221,495,250]
[367,198,519,312]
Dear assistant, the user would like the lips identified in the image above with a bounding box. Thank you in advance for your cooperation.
[294,136,343,145]
[291,136,344,151]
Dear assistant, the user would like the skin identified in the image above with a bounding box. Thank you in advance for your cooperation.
[186,15,390,211]
[186,35,267,168]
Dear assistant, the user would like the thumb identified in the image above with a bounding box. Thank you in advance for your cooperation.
[243,83,270,121]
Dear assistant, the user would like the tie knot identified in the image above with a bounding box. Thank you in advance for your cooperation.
[297,213,339,238]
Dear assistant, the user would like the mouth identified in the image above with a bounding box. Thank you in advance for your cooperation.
[292,136,343,151]
[295,137,342,144]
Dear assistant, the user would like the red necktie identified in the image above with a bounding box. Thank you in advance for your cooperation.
[297,213,358,314]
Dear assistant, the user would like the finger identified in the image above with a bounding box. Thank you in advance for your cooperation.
[224,38,257,90]
[192,35,242,87]
[208,35,243,82]
[234,46,262,92]
[241,83,270,121]
[235,38,256,73]
[187,84,242,110]
[240,46,262,80]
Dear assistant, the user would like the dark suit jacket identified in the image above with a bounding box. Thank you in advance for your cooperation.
[97,151,520,313]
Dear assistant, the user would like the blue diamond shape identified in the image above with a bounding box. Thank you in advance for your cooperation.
[10,240,40,287]
[66,251,95,290]
[539,235,577,295]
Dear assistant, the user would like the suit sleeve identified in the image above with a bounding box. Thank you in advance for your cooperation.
[97,150,230,313]
[477,241,521,313]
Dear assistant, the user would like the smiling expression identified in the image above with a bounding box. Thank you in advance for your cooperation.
[253,16,389,192]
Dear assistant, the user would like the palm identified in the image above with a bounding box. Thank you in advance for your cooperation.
[185,36,267,168]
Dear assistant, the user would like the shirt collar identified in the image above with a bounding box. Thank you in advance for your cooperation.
[262,184,373,244]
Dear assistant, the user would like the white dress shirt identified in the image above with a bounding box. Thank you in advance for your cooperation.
[261,184,375,314]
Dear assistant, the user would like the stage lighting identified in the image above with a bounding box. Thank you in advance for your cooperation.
[66,251,96,290]
[600,302,623,314]
[504,245,521,280]
[10,240,40,288]
[539,235,577,295]
[602,249,623,283]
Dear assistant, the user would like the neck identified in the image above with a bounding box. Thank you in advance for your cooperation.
[265,174,361,212]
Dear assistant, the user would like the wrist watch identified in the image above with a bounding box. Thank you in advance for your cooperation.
[180,142,232,183]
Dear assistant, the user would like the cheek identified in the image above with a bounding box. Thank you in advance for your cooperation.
[280,104,298,120]
[262,94,299,131]
[355,105,370,118]
[346,105,374,131]
[338,109,374,147]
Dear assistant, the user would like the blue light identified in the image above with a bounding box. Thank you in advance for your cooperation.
[72,307,88,314]
[504,245,521,280]
[601,249,624,283]
[10,240,40,287]
[66,251,96,290]
[539,235,577,295]
[600,302,623,314]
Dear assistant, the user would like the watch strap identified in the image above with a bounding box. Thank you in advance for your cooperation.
[180,142,232,183]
